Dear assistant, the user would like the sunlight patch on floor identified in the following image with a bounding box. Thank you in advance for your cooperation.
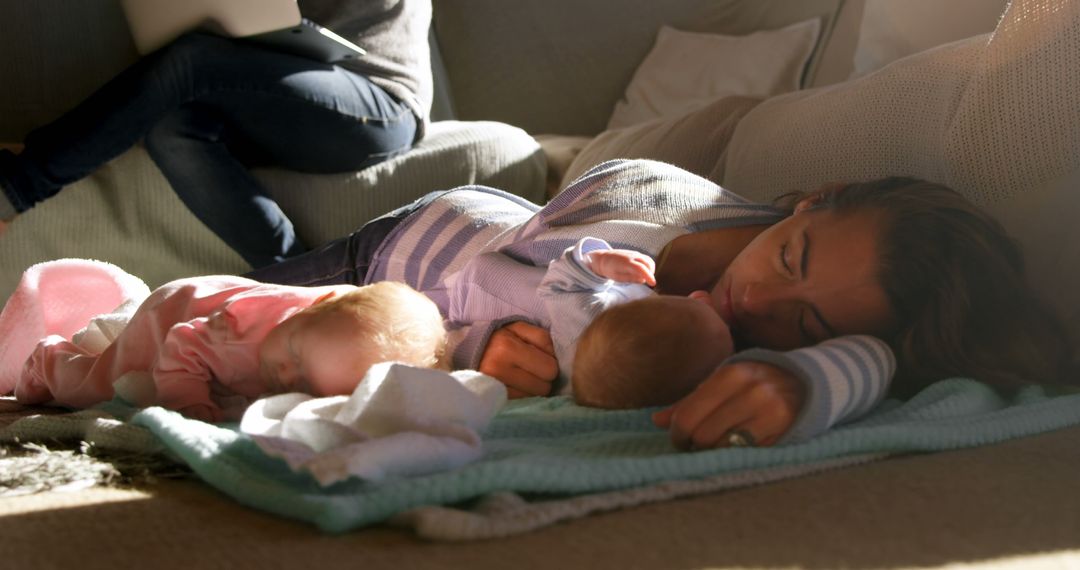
[0,485,153,517]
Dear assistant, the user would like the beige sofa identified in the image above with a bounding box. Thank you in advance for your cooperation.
[2,1,1079,568]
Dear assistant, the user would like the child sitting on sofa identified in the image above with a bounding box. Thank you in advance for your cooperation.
[12,276,446,422]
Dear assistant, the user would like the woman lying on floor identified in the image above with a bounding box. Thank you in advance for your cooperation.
[246,159,1074,450]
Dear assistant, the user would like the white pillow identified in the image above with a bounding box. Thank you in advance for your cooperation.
[561,95,762,191]
[606,20,820,130]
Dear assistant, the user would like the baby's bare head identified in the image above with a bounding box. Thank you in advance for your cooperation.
[572,295,733,409]
[307,281,448,371]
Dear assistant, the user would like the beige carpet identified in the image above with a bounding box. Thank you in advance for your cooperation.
[2,410,1079,569]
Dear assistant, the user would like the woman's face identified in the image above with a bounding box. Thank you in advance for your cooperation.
[709,205,896,350]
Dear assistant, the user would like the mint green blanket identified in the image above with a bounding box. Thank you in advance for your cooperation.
[125,378,1080,534]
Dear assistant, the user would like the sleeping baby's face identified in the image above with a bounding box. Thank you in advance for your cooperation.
[258,309,375,397]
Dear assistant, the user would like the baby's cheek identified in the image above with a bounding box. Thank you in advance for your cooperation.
[306,369,360,397]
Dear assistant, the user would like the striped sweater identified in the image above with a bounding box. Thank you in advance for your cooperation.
[367,160,895,441]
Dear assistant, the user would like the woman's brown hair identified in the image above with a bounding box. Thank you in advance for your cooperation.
[787,177,1074,396]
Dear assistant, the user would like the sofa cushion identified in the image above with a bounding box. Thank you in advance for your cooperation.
[722,0,1080,343]
[0,121,545,303]
[533,134,593,199]
[722,35,985,198]
[851,0,1008,78]
[262,121,545,247]
[559,95,761,190]
[433,0,842,136]
[989,168,1080,342]
[606,20,819,130]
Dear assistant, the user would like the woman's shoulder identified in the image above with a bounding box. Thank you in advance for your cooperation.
[540,159,781,228]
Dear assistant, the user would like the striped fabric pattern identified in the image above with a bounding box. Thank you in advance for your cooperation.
[728,335,896,443]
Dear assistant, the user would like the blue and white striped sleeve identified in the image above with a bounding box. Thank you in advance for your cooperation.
[723,335,896,444]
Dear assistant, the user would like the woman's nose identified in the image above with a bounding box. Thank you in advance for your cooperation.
[740,281,796,318]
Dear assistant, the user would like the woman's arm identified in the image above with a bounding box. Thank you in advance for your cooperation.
[655,335,895,448]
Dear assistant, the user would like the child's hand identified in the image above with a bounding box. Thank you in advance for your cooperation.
[651,361,805,449]
[586,249,656,286]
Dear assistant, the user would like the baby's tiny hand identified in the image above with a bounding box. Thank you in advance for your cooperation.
[587,249,656,286]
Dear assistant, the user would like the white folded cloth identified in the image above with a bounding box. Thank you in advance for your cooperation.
[240,362,507,486]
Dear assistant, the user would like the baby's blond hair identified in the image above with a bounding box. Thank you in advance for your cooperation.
[302,281,447,370]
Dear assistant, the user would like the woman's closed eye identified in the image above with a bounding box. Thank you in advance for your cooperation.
[780,231,812,280]
[779,243,794,276]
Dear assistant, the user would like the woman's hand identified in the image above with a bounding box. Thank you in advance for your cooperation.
[652,361,805,450]
[478,321,559,399]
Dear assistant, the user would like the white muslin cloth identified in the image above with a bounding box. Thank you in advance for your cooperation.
[240,362,507,486]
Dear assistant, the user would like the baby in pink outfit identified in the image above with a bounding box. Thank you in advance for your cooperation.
[16,276,446,422]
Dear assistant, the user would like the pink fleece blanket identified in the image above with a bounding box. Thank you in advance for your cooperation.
[0,259,150,394]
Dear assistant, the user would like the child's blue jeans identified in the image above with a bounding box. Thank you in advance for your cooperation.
[0,32,418,268]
